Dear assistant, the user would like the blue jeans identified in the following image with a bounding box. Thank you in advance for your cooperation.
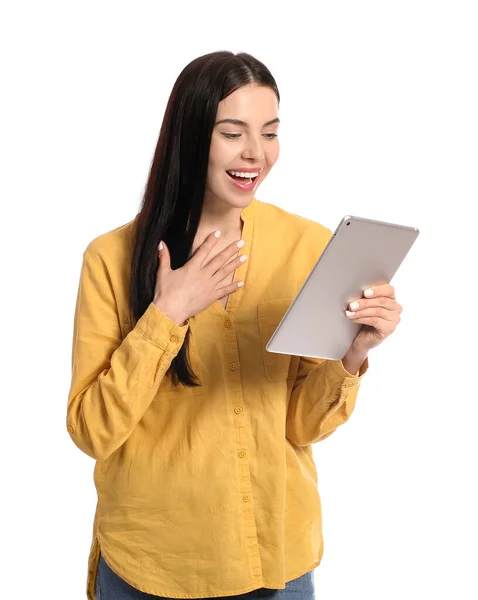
[95,552,315,600]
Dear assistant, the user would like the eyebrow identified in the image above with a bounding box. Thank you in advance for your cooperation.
[215,118,280,127]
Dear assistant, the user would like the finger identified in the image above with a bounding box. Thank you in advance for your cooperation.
[345,306,398,322]
[347,297,399,312]
[214,279,245,299]
[189,230,222,267]
[213,254,248,283]
[204,239,245,275]
[363,284,395,299]
[158,240,171,271]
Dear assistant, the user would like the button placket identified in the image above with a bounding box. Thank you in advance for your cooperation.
[217,206,261,577]
[223,206,253,319]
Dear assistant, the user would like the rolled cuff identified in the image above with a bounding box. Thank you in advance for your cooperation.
[134,302,190,357]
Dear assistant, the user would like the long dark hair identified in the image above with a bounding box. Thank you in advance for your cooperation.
[128,51,280,387]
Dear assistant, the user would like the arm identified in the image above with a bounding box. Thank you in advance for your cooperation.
[286,353,369,446]
[66,250,188,461]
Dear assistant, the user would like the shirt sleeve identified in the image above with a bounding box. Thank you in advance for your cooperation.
[66,250,189,461]
[285,354,369,446]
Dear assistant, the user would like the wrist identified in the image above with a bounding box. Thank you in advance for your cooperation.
[153,299,188,327]
[342,344,368,376]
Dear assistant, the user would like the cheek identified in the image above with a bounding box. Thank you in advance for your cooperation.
[209,136,237,170]
[266,144,280,167]
[206,150,230,190]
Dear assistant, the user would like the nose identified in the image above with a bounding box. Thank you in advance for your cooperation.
[242,134,265,162]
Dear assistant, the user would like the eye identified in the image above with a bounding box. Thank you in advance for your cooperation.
[221,133,279,140]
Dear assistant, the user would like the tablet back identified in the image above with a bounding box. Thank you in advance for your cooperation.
[265,215,419,360]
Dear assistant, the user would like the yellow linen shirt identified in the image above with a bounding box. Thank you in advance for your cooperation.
[66,198,368,599]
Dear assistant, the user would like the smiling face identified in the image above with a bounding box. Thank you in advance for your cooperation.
[204,84,280,212]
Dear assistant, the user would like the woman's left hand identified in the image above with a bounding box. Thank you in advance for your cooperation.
[345,284,402,352]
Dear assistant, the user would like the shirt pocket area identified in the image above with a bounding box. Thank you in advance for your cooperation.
[257,298,298,382]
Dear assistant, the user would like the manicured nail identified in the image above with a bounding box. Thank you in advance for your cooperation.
[345,310,356,317]
[364,288,374,297]
[158,241,163,250]
[214,230,221,238]
[237,240,245,248]
[239,255,247,262]
[237,281,244,287]
[349,301,359,310]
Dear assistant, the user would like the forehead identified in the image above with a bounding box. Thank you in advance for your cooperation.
[216,85,279,121]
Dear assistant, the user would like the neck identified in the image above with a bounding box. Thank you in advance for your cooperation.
[198,195,250,238]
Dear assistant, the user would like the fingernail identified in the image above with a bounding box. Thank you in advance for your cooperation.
[345,310,356,317]
[158,241,163,250]
[349,301,359,310]
[214,230,221,238]
[364,289,374,297]
[239,255,247,262]
[237,281,244,288]
[237,240,245,248]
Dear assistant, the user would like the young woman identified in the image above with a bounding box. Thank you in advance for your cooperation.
[67,51,402,600]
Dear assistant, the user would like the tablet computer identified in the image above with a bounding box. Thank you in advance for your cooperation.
[265,215,420,360]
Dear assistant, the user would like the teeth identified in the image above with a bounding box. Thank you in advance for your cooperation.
[228,171,259,179]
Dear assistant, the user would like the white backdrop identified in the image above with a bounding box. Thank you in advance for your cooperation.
[1,1,477,599]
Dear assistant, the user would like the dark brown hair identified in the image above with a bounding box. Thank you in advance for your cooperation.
[129,51,280,387]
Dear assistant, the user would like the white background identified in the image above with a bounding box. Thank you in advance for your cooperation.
[1,1,477,598]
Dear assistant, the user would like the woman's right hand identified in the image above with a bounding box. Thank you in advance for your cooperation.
[153,231,247,325]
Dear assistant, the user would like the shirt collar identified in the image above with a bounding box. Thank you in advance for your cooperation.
[240,197,257,222]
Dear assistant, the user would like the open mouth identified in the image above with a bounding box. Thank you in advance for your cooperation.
[226,170,260,184]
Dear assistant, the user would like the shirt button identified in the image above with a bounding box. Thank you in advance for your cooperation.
[170,335,179,343]
[242,495,250,503]
[234,406,243,415]
[224,319,232,328]
[238,450,246,458]
[67,425,74,434]
[230,362,238,371]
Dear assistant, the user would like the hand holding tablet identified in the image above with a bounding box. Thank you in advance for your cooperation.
[344,282,403,352]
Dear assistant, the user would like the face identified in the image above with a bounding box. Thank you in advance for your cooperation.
[204,84,280,212]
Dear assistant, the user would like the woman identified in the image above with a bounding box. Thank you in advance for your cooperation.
[67,51,402,600]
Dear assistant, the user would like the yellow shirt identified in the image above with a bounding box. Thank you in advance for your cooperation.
[67,198,368,599]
